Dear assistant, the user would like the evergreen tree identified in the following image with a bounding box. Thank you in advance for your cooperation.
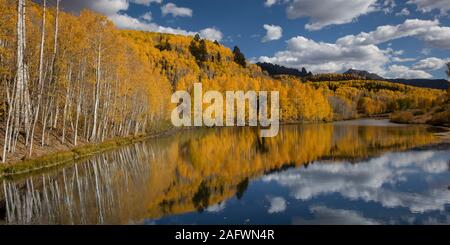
[165,39,172,51]
[447,63,449,100]
[216,52,222,62]
[199,39,208,63]
[300,67,308,77]
[189,36,208,65]
[194,33,201,42]
[233,46,246,68]
[156,36,172,51]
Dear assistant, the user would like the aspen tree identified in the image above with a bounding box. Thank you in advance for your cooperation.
[447,63,449,100]
[2,0,32,162]
[29,0,46,156]
[41,0,59,146]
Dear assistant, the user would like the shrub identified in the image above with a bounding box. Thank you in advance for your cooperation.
[428,110,450,126]
[413,110,425,116]
[390,111,414,124]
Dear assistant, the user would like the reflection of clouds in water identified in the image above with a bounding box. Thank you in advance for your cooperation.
[422,215,450,225]
[391,151,448,174]
[267,197,287,214]
[206,202,226,213]
[263,151,450,213]
[293,205,380,225]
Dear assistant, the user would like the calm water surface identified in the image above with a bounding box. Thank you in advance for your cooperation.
[1,120,449,225]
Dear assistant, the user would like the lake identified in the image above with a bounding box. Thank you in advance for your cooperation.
[1,120,449,225]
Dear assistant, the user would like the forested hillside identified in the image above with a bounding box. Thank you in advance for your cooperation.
[428,64,450,126]
[0,0,447,163]
[256,62,312,78]
[343,69,384,80]
[387,79,449,90]
[0,0,173,163]
[258,63,448,90]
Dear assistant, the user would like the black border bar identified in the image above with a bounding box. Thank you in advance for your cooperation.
[0,225,449,243]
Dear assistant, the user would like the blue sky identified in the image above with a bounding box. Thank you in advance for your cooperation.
[60,0,450,79]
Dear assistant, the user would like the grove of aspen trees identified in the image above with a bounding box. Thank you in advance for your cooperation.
[0,0,447,163]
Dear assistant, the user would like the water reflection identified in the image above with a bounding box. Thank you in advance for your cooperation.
[0,121,449,224]
[1,144,156,224]
[263,150,450,217]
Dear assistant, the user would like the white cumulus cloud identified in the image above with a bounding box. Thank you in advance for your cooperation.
[408,0,450,15]
[387,65,433,78]
[412,57,449,70]
[108,13,197,36]
[382,0,397,14]
[262,24,283,42]
[265,0,280,7]
[199,28,224,42]
[294,206,380,225]
[396,8,411,16]
[61,0,222,41]
[161,3,193,17]
[131,0,162,6]
[263,150,450,214]
[336,19,450,49]
[140,12,152,21]
[258,36,389,75]
[110,14,222,41]
[206,202,226,213]
[257,18,450,78]
[267,197,287,214]
[61,0,129,16]
[286,0,378,31]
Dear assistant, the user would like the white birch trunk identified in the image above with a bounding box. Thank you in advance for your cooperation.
[29,0,46,156]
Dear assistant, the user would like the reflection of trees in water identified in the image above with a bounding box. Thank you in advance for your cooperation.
[1,143,155,224]
[235,178,249,200]
[192,181,211,212]
[255,136,269,154]
[263,162,298,176]
[159,199,176,214]
[0,124,440,224]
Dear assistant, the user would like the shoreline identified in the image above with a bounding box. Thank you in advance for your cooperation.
[434,130,450,142]
[0,126,177,179]
[1,118,449,179]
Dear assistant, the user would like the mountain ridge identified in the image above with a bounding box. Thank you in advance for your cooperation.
[256,62,312,78]
[255,62,448,90]
[343,69,384,80]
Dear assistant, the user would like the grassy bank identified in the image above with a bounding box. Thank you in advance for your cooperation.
[390,104,450,127]
[0,124,175,179]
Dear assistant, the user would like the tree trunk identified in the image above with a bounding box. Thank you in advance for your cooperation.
[2,0,32,163]
[91,44,102,142]
[29,0,46,156]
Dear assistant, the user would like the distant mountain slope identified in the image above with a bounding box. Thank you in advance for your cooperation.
[344,69,448,90]
[386,79,449,90]
[256,62,312,77]
[257,63,449,90]
[344,69,384,80]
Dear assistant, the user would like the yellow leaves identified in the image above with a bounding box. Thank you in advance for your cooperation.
[142,123,438,216]
[312,80,445,119]
[277,80,332,122]
[3,0,445,132]
[358,97,383,115]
